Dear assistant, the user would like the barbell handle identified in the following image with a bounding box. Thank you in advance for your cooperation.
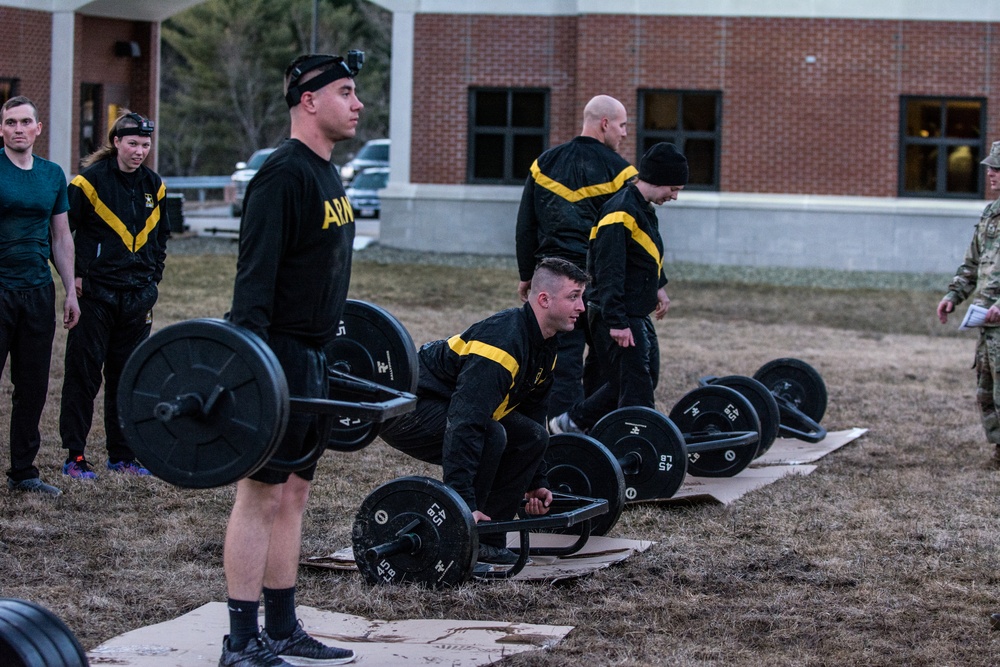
[364,518,422,562]
[683,430,758,454]
[773,398,827,443]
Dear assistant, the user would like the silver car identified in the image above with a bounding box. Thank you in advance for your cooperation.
[340,139,389,184]
[230,148,275,217]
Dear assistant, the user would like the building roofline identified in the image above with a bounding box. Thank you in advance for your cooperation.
[0,0,208,22]
[368,0,1000,23]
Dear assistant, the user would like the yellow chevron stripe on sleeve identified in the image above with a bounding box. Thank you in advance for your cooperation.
[531,162,637,203]
[592,211,663,273]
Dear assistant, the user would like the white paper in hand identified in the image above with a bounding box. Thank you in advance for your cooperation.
[960,304,989,330]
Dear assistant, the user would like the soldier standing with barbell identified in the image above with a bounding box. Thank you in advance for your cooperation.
[218,52,365,667]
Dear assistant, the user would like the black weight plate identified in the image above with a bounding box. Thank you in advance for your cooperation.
[753,357,827,422]
[590,406,688,501]
[352,476,477,588]
[326,300,419,452]
[118,318,288,488]
[669,385,760,478]
[545,434,626,536]
[0,598,88,667]
[708,375,780,457]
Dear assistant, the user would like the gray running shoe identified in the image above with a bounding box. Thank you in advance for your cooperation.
[219,635,290,667]
[477,543,520,565]
[262,622,356,666]
[7,477,62,496]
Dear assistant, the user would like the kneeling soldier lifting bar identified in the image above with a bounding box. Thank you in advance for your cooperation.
[379,257,588,565]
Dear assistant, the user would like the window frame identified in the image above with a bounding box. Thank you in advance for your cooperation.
[636,89,722,192]
[467,87,549,185]
[0,77,19,106]
[898,95,986,199]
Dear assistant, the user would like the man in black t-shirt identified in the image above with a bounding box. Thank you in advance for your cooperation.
[219,53,363,667]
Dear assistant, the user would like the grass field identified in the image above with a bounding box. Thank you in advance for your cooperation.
[2,245,999,666]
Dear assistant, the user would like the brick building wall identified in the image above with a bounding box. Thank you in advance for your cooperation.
[412,14,578,184]
[0,7,53,158]
[410,13,1000,198]
[74,15,158,170]
[0,8,158,170]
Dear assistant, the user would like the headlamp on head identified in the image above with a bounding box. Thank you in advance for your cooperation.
[285,50,364,108]
[116,112,154,138]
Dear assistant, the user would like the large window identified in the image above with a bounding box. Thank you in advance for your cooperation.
[468,88,548,184]
[638,90,721,190]
[900,96,985,198]
[0,78,19,106]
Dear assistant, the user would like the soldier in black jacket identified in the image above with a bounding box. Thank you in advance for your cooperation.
[59,110,167,479]
[380,257,588,565]
[515,96,637,418]
[549,143,688,435]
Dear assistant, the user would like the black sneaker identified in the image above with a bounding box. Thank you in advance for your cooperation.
[477,543,520,565]
[262,622,355,666]
[991,613,1000,631]
[219,635,290,667]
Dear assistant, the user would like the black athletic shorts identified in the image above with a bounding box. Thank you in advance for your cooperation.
[248,333,329,485]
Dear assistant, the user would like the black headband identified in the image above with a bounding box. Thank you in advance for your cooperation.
[284,51,364,108]
[116,112,154,137]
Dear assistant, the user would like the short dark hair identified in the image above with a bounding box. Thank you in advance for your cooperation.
[534,257,589,286]
[1,96,38,120]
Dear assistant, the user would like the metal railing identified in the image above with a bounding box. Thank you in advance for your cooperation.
[163,175,232,202]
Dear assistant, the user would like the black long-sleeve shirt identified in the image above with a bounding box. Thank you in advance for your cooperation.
[588,182,668,329]
[230,139,354,347]
[68,157,168,289]
[416,303,557,510]
[516,136,636,279]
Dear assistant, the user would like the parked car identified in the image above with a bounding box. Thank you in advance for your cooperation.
[346,167,389,218]
[229,147,275,216]
[340,138,389,183]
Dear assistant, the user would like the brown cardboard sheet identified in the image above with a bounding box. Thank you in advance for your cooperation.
[751,427,868,467]
[88,601,574,666]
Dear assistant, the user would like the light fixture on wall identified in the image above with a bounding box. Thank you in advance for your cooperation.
[114,41,141,59]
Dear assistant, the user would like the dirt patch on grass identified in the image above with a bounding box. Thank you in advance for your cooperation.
[1,252,997,666]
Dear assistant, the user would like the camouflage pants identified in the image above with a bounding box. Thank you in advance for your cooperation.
[975,329,1000,444]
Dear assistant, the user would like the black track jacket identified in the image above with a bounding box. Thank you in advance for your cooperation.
[588,182,668,329]
[68,157,168,290]
[516,136,637,280]
[417,303,557,508]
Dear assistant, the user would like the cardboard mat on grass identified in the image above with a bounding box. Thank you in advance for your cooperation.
[88,601,574,666]
[752,427,868,467]
[304,534,655,583]
[661,427,867,505]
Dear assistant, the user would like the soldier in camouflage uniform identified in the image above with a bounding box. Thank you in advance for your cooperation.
[938,140,1000,455]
